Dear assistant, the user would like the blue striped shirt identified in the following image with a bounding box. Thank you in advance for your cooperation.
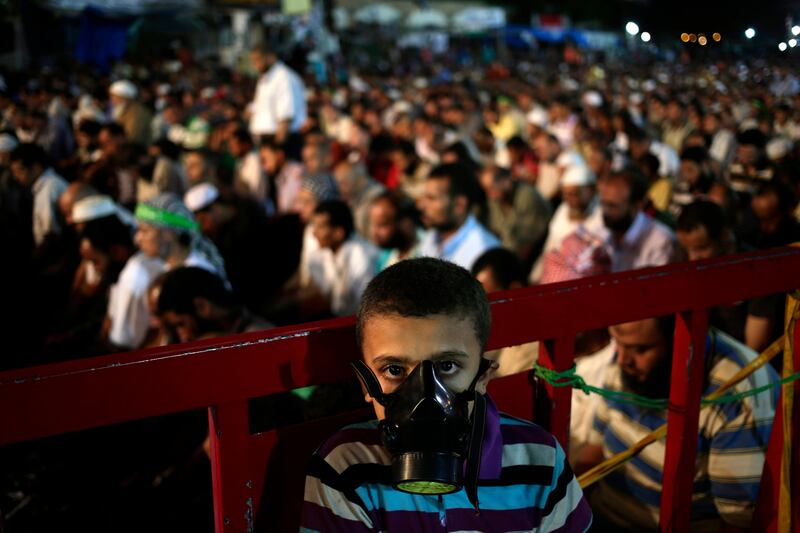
[302,398,592,532]
[588,329,778,531]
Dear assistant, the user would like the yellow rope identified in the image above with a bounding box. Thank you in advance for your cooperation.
[578,334,785,488]
[778,294,799,533]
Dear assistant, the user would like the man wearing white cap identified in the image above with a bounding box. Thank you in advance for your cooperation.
[109,80,152,146]
[530,164,598,283]
[184,183,276,312]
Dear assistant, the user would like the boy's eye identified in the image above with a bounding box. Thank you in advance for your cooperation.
[381,364,406,380]
[436,360,460,375]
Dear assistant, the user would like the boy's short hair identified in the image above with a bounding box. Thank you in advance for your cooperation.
[356,258,491,350]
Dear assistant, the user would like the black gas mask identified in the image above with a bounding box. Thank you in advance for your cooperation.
[352,357,492,509]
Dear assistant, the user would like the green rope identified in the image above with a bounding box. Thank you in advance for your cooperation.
[533,363,800,410]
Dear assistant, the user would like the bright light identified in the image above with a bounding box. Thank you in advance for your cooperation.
[745,27,756,39]
[712,32,721,42]
[626,22,640,36]
[698,35,708,46]
[792,25,800,36]
[689,33,697,43]
[780,42,788,51]
[790,38,798,48]
[680,32,690,42]
[641,32,651,42]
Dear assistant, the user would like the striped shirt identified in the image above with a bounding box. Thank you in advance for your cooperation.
[302,398,592,532]
[588,329,778,531]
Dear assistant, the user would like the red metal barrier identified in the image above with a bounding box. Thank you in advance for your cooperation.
[2,246,800,532]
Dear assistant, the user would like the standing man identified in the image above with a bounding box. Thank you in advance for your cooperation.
[249,45,307,160]
[418,163,500,270]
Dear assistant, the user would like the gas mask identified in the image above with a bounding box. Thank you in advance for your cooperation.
[352,357,492,509]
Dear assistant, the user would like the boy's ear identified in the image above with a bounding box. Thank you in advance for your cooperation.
[475,360,499,395]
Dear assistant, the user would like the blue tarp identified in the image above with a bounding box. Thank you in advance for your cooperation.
[504,25,591,48]
[74,7,130,71]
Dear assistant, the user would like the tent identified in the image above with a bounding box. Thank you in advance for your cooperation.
[353,3,401,26]
[451,7,505,33]
[406,8,448,30]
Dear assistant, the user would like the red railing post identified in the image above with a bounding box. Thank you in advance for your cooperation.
[791,299,800,533]
[208,400,253,533]
[659,309,709,532]
[537,336,575,453]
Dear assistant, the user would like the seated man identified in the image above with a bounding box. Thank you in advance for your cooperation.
[418,163,500,271]
[677,199,783,352]
[302,258,592,532]
[472,247,539,378]
[307,199,379,317]
[574,316,778,532]
[156,266,272,343]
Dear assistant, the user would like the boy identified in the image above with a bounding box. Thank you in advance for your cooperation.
[301,258,591,532]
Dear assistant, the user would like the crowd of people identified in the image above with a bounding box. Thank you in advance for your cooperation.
[2,40,800,530]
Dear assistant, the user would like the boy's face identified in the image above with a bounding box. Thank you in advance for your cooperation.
[360,313,490,420]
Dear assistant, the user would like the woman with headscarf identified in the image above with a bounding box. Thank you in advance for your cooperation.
[105,193,227,350]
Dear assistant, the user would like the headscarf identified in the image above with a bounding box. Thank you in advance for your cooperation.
[135,193,227,281]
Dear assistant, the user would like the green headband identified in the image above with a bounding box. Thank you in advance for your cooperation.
[135,203,199,233]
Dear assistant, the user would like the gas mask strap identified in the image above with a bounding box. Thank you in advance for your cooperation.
[464,391,487,513]
[466,357,493,392]
[351,360,387,406]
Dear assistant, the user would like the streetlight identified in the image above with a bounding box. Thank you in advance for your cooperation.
[626,22,640,36]
[780,42,788,51]
[641,32,651,43]
[745,27,756,39]
[792,25,800,36]
[790,38,798,48]
[698,35,708,46]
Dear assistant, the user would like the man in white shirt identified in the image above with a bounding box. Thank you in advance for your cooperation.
[9,143,68,247]
[530,164,598,283]
[308,200,379,317]
[581,167,677,272]
[418,163,500,270]
[248,46,306,159]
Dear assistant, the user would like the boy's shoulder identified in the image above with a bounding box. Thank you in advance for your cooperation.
[497,412,559,449]
[315,420,391,472]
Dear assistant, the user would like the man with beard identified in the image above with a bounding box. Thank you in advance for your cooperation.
[108,80,152,147]
[574,316,778,532]
[581,167,676,273]
[368,192,423,271]
[418,163,499,270]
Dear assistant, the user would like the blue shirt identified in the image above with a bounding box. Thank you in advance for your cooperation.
[418,215,500,271]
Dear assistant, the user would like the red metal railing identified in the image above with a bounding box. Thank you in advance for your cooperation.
[1,246,799,532]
